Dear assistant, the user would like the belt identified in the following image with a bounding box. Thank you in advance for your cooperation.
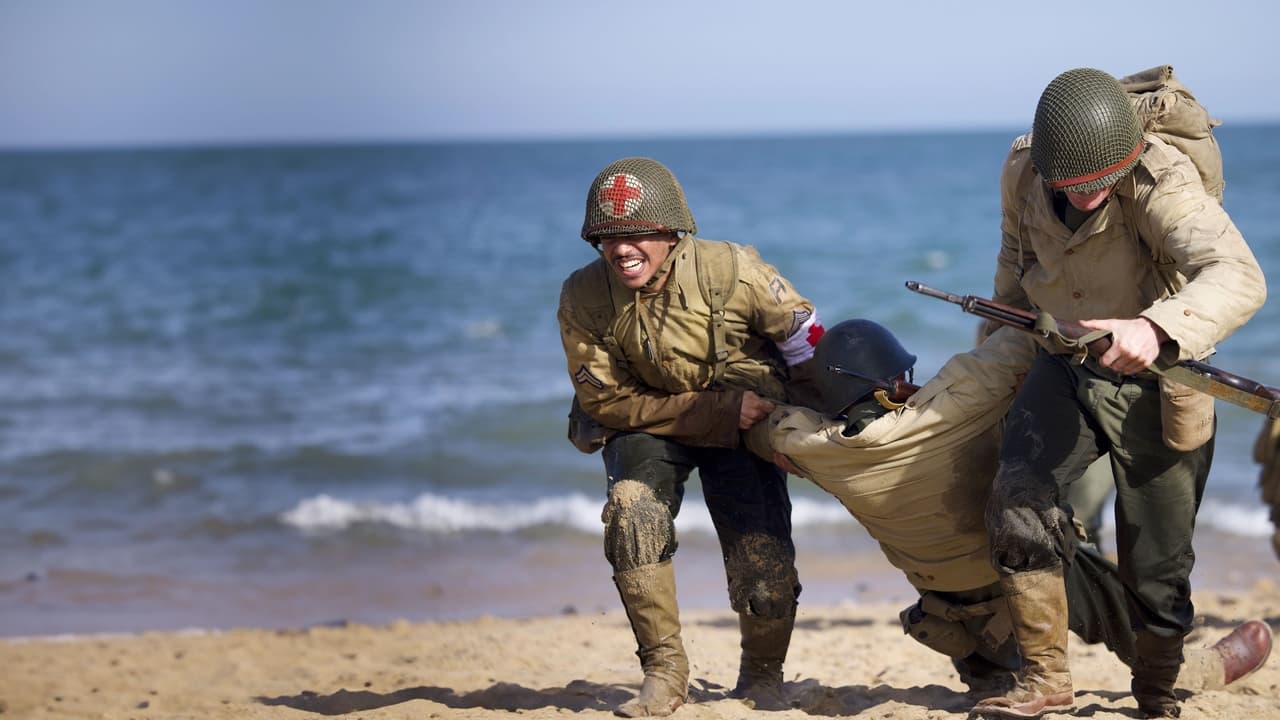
[1079,355,1158,384]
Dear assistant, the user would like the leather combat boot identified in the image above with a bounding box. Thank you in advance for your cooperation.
[1132,629,1185,718]
[1214,619,1273,685]
[971,567,1075,718]
[613,561,689,718]
[954,654,1018,699]
[729,612,794,710]
[1175,619,1273,692]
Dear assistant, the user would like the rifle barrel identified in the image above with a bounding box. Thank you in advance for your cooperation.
[905,281,964,304]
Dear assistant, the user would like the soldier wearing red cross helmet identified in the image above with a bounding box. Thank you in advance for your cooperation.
[558,156,826,716]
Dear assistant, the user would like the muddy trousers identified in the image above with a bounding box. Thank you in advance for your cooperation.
[600,431,801,712]
[601,431,801,613]
[987,352,1213,715]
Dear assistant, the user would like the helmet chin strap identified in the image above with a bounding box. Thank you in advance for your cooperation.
[641,234,682,291]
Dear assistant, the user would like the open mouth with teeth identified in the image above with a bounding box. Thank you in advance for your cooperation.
[615,255,647,279]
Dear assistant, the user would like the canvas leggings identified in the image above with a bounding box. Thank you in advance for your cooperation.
[986,351,1212,637]
[601,431,801,618]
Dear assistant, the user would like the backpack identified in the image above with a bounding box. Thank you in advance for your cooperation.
[1118,64,1224,202]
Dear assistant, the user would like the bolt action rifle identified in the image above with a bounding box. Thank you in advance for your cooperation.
[905,281,1280,419]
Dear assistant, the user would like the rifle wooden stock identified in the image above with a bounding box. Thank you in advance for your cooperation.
[886,380,920,405]
[905,280,1280,419]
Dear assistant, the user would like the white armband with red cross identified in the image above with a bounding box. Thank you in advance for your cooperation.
[777,310,824,366]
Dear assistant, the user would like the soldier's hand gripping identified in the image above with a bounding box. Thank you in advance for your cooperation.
[1079,317,1170,375]
[739,390,776,430]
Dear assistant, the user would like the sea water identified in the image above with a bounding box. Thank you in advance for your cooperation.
[2,127,1278,635]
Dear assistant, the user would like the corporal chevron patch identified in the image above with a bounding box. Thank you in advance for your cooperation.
[574,364,605,389]
[787,309,813,338]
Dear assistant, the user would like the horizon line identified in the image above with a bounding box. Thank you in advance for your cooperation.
[6,117,1280,155]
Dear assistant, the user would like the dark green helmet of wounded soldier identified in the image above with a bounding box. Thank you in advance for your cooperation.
[581,157,697,243]
[813,318,917,417]
[1032,68,1144,194]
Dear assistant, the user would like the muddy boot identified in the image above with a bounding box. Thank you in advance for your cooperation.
[971,567,1074,718]
[1177,619,1274,691]
[1132,629,1185,718]
[955,654,1018,700]
[613,561,689,718]
[729,612,793,710]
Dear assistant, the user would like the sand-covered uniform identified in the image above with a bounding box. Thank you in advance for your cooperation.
[560,156,823,715]
[558,232,823,614]
[769,327,1141,675]
[988,132,1266,642]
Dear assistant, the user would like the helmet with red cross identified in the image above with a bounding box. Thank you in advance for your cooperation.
[580,157,697,243]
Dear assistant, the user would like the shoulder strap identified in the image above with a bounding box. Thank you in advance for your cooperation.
[1008,134,1037,275]
[569,259,630,368]
[691,238,738,384]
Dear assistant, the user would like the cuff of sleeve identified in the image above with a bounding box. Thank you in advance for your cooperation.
[702,389,745,448]
[1141,301,1201,361]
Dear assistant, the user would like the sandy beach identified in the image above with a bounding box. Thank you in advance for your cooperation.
[4,576,1280,720]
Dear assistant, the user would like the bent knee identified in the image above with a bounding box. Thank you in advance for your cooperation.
[603,480,674,571]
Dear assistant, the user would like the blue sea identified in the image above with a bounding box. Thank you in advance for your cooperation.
[3,128,1279,637]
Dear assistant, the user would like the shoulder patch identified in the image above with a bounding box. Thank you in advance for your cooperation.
[574,364,605,390]
[768,276,787,304]
[1011,132,1032,152]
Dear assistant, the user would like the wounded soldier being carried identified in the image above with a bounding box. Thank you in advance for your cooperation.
[749,318,1272,712]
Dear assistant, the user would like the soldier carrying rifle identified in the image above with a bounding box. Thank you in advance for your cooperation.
[967,67,1267,719]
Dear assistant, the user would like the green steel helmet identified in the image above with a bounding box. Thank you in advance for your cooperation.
[580,157,697,242]
[813,319,916,418]
[1031,68,1145,194]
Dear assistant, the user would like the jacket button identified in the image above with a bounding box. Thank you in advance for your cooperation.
[1184,309,1193,316]
[1072,291,1083,299]
[1065,248,1074,255]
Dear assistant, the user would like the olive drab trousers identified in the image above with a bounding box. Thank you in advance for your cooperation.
[987,351,1212,638]
[601,431,801,618]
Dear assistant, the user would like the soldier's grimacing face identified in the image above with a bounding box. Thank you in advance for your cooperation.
[600,232,678,290]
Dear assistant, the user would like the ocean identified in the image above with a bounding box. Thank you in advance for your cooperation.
[2,128,1278,637]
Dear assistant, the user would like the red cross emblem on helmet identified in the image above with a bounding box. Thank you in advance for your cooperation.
[597,173,644,218]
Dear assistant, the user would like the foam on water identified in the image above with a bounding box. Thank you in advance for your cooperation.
[277,490,1272,541]
[279,491,854,536]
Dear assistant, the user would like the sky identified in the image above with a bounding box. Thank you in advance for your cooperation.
[1,0,1278,149]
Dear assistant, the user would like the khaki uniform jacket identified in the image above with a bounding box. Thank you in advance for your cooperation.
[993,134,1266,362]
[768,328,1038,592]
[558,235,821,449]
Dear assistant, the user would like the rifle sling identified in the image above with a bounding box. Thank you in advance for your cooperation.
[1150,363,1280,419]
[1033,310,1110,362]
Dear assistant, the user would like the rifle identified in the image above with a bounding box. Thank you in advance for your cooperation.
[905,280,1280,419]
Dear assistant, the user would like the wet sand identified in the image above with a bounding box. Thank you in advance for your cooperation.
[4,581,1280,720]
[4,524,1280,719]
